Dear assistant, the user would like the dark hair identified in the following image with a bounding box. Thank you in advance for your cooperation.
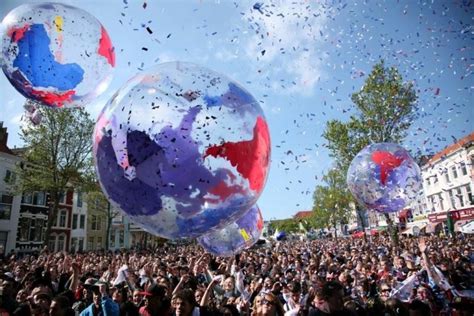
[408,300,431,316]
[321,281,343,299]
[172,289,196,307]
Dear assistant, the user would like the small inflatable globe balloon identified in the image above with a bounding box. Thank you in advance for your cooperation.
[93,62,271,239]
[197,205,264,257]
[1,2,115,108]
[276,231,286,241]
[347,143,422,213]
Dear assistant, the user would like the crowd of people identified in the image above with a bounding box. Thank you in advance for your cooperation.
[0,233,472,316]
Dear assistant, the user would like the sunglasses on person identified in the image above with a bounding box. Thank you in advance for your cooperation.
[381,288,391,293]
[261,298,275,306]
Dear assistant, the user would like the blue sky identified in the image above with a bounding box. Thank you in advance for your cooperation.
[1,0,473,220]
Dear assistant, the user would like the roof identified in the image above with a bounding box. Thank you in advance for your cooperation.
[426,131,474,165]
[293,210,313,219]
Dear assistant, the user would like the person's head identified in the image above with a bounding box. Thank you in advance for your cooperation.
[30,286,53,313]
[321,281,344,312]
[408,299,432,316]
[223,276,235,292]
[132,289,143,306]
[384,298,409,316]
[312,288,329,312]
[252,292,284,316]
[220,304,240,316]
[111,286,125,304]
[141,283,167,311]
[194,288,204,304]
[379,282,392,302]
[172,289,196,316]
[49,296,72,316]
[16,289,28,303]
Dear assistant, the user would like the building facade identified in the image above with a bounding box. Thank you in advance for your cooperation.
[108,212,131,251]
[408,131,474,233]
[70,190,87,252]
[0,122,22,255]
[422,132,474,227]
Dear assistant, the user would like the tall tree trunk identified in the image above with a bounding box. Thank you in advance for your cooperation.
[356,206,368,243]
[44,192,60,250]
[384,213,399,248]
[105,202,111,251]
[333,222,338,241]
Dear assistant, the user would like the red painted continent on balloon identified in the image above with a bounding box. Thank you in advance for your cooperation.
[30,89,76,108]
[371,151,404,185]
[7,24,30,42]
[98,26,115,67]
[204,116,270,193]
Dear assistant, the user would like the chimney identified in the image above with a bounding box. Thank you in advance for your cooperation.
[0,122,7,147]
[0,122,14,155]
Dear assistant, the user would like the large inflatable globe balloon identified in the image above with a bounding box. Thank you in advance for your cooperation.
[197,205,263,257]
[93,62,271,239]
[1,3,115,108]
[347,143,421,213]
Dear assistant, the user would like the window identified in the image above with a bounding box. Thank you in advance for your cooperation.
[451,166,458,179]
[425,178,430,186]
[445,171,450,183]
[460,163,468,176]
[465,185,473,205]
[59,191,66,204]
[48,235,56,251]
[80,215,85,229]
[77,191,83,207]
[72,214,78,230]
[34,219,43,241]
[88,237,94,250]
[32,192,45,206]
[449,190,456,209]
[438,193,444,210]
[119,230,124,247]
[91,215,97,230]
[71,238,77,252]
[21,193,32,204]
[0,232,8,254]
[19,218,29,241]
[78,238,84,251]
[58,210,67,228]
[110,230,116,248]
[96,237,102,249]
[433,174,439,184]
[57,235,65,251]
[4,170,16,184]
[22,192,46,206]
[456,188,464,207]
[0,194,13,220]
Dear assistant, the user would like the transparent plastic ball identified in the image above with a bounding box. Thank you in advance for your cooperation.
[197,205,263,257]
[347,143,421,213]
[93,62,271,239]
[1,2,115,108]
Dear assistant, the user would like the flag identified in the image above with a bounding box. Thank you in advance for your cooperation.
[391,273,419,302]
[113,265,129,286]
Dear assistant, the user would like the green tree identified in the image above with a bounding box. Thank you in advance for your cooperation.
[323,60,418,246]
[312,168,351,240]
[16,102,95,248]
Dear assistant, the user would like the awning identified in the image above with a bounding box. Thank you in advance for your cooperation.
[454,220,471,232]
[458,220,474,234]
[401,222,427,235]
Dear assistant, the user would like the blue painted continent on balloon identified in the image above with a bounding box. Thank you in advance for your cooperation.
[203,82,257,108]
[13,24,84,90]
[96,105,231,218]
